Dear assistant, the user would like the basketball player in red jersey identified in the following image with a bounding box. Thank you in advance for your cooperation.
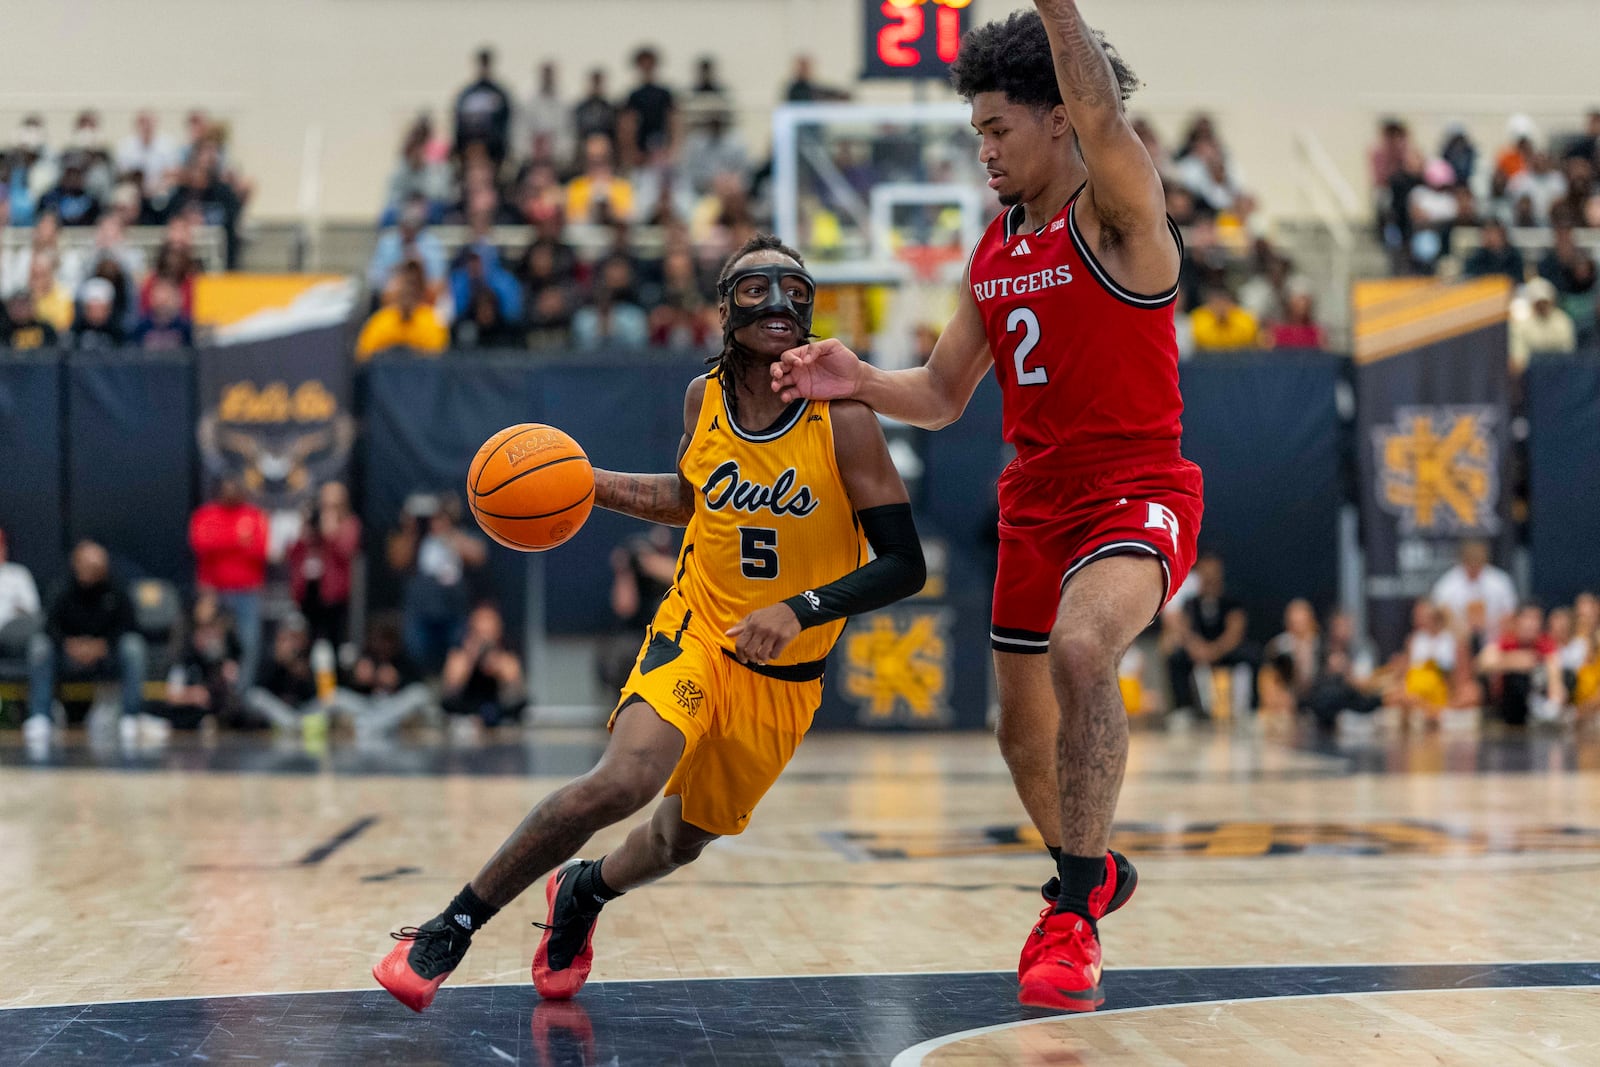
[772,2,1201,1011]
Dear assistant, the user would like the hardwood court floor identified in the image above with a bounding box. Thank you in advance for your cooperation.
[2,724,1599,1064]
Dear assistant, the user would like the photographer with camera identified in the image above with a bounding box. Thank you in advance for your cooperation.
[441,602,525,740]
[286,481,363,650]
[386,492,487,674]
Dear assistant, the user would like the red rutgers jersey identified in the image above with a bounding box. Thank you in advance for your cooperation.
[969,185,1185,469]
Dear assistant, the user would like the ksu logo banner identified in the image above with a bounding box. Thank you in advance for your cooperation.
[1372,406,1499,535]
[841,609,952,726]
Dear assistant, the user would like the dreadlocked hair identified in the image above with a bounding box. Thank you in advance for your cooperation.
[710,232,809,422]
[949,10,1140,109]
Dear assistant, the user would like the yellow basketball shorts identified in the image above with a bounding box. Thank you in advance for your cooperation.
[609,601,821,837]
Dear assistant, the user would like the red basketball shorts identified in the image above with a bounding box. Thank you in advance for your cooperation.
[990,455,1204,654]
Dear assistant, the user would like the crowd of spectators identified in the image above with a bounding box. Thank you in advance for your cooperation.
[358,47,850,358]
[0,109,243,351]
[1370,110,1600,364]
[1169,540,1600,734]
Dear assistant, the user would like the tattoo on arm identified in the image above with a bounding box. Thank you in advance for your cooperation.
[594,470,695,526]
[1036,0,1121,114]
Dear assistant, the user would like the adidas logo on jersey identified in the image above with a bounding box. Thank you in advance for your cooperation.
[1010,238,1033,257]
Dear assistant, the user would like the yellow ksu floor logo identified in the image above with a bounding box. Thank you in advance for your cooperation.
[841,609,952,726]
[1373,405,1498,533]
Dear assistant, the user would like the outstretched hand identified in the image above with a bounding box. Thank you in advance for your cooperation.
[770,339,866,403]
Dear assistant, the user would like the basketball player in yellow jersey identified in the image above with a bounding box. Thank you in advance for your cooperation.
[374,234,926,1012]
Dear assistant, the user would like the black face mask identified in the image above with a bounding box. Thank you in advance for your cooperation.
[719,265,817,340]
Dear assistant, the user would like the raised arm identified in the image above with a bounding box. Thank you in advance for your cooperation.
[591,376,704,527]
[1034,1,1170,251]
[772,270,992,430]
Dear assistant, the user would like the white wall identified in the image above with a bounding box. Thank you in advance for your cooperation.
[1,0,1594,221]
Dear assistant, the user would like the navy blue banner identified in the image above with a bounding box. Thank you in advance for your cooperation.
[1355,325,1513,653]
[1526,355,1600,606]
[65,352,195,584]
[0,353,65,591]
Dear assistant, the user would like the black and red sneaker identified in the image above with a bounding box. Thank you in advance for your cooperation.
[1021,851,1137,980]
[1017,911,1104,1012]
[373,916,472,1013]
[532,859,604,1000]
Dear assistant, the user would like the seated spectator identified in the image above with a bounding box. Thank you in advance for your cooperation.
[1559,155,1600,229]
[331,618,437,739]
[27,254,74,333]
[1406,159,1467,273]
[634,165,697,228]
[381,117,451,225]
[446,152,516,226]
[510,162,565,228]
[1510,278,1577,371]
[690,170,756,247]
[0,291,60,351]
[82,252,138,336]
[448,240,523,333]
[131,277,196,350]
[1538,214,1599,317]
[1263,599,1320,713]
[572,255,649,349]
[5,115,49,226]
[368,195,448,297]
[1165,553,1259,718]
[451,284,524,349]
[243,614,319,732]
[356,261,449,360]
[572,68,619,158]
[1462,220,1525,282]
[520,62,571,169]
[1431,539,1518,649]
[566,134,634,225]
[1506,151,1567,225]
[141,235,201,320]
[166,138,248,268]
[619,46,678,169]
[69,277,127,350]
[164,593,241,730]
[387,493,487,673]
[1266,292,1326,350]
[0,525,41,647]
[515,236,579,348]
[442,603,526,731]
[24,541,147,745]
[1190,286,1259,351]
[36,154,101,227]
[1389,600,1459,719]
[1493,116,1538,185]
[1549,606,1586,703]
[1572,592,1600,714]
[453,47,513,167]
[1439,123,1478,187]
[189,477,269,690]
[115,110,182,200]
[287,481,362,648]
[1303,609,1383,731]
[0,210,60,295]
[648,247,717,349]
[1176,135,1246,217]
[1478,604,1564,727]
[683,110,749,198]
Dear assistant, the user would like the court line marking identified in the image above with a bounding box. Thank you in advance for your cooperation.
[3,963,1596,1013]
[887,983,1600,1067]
[297,816,379,866]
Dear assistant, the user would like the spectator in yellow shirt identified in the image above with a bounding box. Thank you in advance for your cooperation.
[28,255,75,333]
[1191,286,1260,352]
[565,134,634,225]
[355,261,449,361]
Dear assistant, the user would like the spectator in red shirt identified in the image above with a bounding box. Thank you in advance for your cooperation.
[1477,604,1565,727]
[188,478,269,692]
[286,481,363,649]
[1267,292,1327,350]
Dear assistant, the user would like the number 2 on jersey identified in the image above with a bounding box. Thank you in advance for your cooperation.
[1007,307,1048,386]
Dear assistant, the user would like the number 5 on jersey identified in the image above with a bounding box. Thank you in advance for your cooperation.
[740,527,779,579]
[1007,307,1048,386]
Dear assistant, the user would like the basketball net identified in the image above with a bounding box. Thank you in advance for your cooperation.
[877,243,964,372]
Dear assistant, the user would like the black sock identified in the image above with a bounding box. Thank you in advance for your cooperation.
[570,857,622,913]
[442,884,498,936]
[1052,852,1107,929]
[1047,845,1062,864]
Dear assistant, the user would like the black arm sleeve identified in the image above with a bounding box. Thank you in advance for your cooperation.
[783,503,925,629]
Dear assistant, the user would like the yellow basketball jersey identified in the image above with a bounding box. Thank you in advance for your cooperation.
[672,374,867,669]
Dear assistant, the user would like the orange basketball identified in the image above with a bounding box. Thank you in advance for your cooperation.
[466,424,595,552]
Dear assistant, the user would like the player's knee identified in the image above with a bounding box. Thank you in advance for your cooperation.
[994,706,1040,764]
[1048,627,1117,688]
[650,824,711,869]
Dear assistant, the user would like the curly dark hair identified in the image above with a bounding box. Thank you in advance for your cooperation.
[710,233,808,419]
[949,10,1139,109]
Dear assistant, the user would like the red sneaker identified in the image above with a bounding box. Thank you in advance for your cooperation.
[372,917,472,1013]
[532,859,603,1000]
[1019,851,1136,980]
[531,999,596,1062]
[1017,911,1104,1011]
